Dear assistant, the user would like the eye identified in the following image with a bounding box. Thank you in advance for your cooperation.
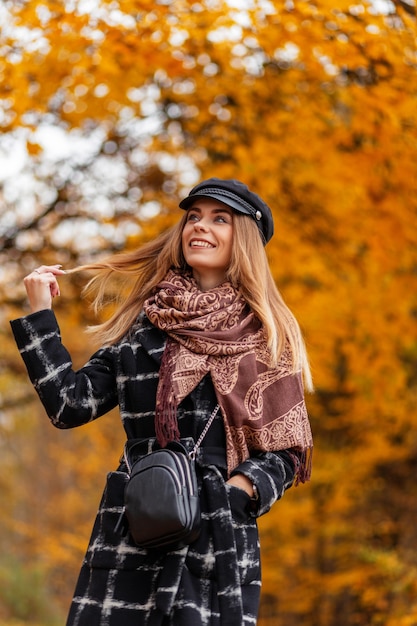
[215,213,232,224]
[187,212,199,222]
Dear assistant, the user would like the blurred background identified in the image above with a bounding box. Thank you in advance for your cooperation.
[0,1,416,624]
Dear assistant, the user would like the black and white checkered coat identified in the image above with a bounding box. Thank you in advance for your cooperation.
[11,310,298,626]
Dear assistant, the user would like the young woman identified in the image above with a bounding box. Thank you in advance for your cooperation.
[11,177,313,626]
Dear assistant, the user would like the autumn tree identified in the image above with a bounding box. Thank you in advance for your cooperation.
[0,0,416,624]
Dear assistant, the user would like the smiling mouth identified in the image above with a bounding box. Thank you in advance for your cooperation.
[190,240,215,249]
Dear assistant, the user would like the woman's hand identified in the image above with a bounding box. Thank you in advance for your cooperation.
[226,474,256,498]
[23,265,66,313]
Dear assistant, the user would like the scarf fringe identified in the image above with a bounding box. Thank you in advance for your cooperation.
[155,399,180,448]
[155,339,181,447]
[292,447,313,486]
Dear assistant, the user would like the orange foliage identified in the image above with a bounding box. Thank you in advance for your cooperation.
[0,0,416,624]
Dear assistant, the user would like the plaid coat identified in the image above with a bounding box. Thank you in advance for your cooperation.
[11,310,298,626]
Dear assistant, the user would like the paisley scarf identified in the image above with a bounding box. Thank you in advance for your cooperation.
[143,270,312,481]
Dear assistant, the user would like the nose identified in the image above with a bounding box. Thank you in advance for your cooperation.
[193,218,209,232]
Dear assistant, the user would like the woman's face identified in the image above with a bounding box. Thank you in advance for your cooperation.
[181,198,234,291]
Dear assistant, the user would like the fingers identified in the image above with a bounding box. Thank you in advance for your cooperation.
[30,264,66,276]
[24,265,67,313]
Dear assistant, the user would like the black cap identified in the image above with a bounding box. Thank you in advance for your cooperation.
[179,177,274,244]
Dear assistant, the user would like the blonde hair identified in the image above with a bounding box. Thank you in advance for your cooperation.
[70,212,313,391]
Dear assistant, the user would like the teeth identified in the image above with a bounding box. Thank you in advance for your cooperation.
[191,240,213,248]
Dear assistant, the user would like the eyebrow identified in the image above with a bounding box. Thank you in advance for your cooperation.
[187,205,233,215]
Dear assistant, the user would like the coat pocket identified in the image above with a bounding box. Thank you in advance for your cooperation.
[225,484,252,523]
[225,484,261,585]
[186,477,260,586]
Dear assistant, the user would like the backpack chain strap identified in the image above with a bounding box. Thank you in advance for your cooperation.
[189,404,220,460]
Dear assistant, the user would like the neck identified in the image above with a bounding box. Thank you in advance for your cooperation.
[192,271,226,291]
[194,276,225,291]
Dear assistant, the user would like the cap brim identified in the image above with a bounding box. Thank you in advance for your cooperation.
[179,192,252,217]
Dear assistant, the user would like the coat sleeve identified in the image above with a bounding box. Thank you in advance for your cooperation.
[10,309,118,428]
[230,449,300,518]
